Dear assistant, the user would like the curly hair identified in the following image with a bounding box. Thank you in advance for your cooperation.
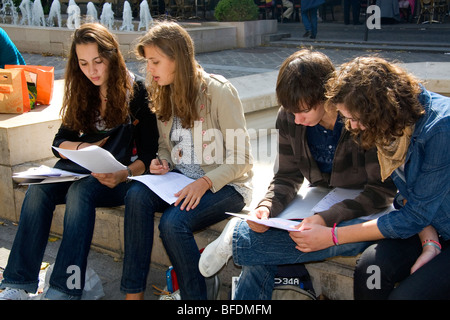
[326,56,424,149]
[276,49,335,113]
[135,21,205,128]
[61,23,132,133]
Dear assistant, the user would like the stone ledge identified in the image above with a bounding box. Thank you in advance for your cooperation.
[3,62,449,299]
[0,20,277,58]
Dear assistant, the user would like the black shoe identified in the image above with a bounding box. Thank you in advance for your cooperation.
[310,34,316,39]
[303,31,311,37]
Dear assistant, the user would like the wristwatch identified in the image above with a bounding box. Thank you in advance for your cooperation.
[126,166,133,182]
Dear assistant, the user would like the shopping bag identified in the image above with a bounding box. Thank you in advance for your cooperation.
[5,65,54,105]
[0,68,30,114]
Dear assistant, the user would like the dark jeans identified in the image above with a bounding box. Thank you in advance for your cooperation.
[344,0,361,24]
[354,237,450,299]
[0,176,129,298]
[120,181,245,299]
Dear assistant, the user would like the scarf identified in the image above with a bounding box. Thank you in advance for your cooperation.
[376,126,414,182]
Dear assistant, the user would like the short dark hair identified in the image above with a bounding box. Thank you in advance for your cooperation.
[276,49,334,113]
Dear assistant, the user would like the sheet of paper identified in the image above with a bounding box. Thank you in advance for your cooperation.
[53,146,127,173]
[277,186,330,220]
[13,165,89,185]
[226,212,301,232]
[311,188,362,213]
[130,172,195,204]
[279,186,394,221]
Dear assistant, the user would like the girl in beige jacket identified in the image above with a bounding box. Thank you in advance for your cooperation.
[120,21,253,300]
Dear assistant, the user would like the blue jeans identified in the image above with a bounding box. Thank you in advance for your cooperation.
[301,7,318,36]
[0,176,129,299]
[232,218,373,300]
[120,182,245,299]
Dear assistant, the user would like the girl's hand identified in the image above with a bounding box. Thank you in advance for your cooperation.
[247,207,270,233]
[289,223,334,252]
[92,169,128,188]
[174,178,210,211]
[410,243,441,274]
[300,214,326,226]
[149,158,170,175]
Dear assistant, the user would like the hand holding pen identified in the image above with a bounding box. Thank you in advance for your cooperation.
[149,153,170,175]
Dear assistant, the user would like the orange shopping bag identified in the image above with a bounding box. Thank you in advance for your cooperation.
[5,65,54,105]
[0,68,30,114]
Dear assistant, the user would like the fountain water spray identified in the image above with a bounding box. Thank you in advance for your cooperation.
[86,2,98,23]
[100,2,114,30]
[138,0,153,31]
[120,1,134,31]
[31,0,46,26]
[0,0,19,24]
[66,0,80,29]
[47,0,61,27]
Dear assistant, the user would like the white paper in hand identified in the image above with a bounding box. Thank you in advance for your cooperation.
[53,145,127,173]
[130,172,195,204]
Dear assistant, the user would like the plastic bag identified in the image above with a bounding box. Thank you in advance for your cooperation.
[40,263,105,300]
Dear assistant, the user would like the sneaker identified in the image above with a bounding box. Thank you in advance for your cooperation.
[198,218,238,278]
[302,31,311,38]
[0,288,29,300]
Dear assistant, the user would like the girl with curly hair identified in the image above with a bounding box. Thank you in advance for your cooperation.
[0,23,158,300]
[295,56,450,299]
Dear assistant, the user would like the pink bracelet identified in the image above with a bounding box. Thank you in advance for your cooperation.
[331,223,339,245]
[422,239,441,250]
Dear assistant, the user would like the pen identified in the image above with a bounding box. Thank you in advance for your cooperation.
[156,153,163,166]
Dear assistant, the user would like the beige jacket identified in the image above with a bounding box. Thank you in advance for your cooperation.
[156,71,253,204]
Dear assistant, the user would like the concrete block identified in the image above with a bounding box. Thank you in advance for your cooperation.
[306,258,357,300]
[0,165,16,221]
[209,20,277,48]
[230,71,278,114]
[402,62,450,97]
[0,80,63,166]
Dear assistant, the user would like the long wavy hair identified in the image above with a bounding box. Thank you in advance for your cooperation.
[61,23,132,133]
[326,56,424,149]
[135,21,205,128]
[276,49,335,113]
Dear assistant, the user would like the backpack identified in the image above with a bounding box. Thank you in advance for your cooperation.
[272,263,317,300]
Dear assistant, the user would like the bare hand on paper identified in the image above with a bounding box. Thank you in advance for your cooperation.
[174,178,210,211]
[247,207,270,233]
[289,223,334,252]
[300,214,326,226]
[91,169,127,188]
[149,158,170,175]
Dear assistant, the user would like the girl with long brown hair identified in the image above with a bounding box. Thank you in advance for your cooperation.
[120,21,253,300]
[0,23,158,300]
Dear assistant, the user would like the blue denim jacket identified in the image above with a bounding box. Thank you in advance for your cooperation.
[377,88,450,240]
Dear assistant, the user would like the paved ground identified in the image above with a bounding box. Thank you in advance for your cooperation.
[18,20,450,80]
[1,18,450,301]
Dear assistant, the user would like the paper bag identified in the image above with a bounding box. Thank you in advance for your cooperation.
[5,65,54,105]
[0,68,30,114]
